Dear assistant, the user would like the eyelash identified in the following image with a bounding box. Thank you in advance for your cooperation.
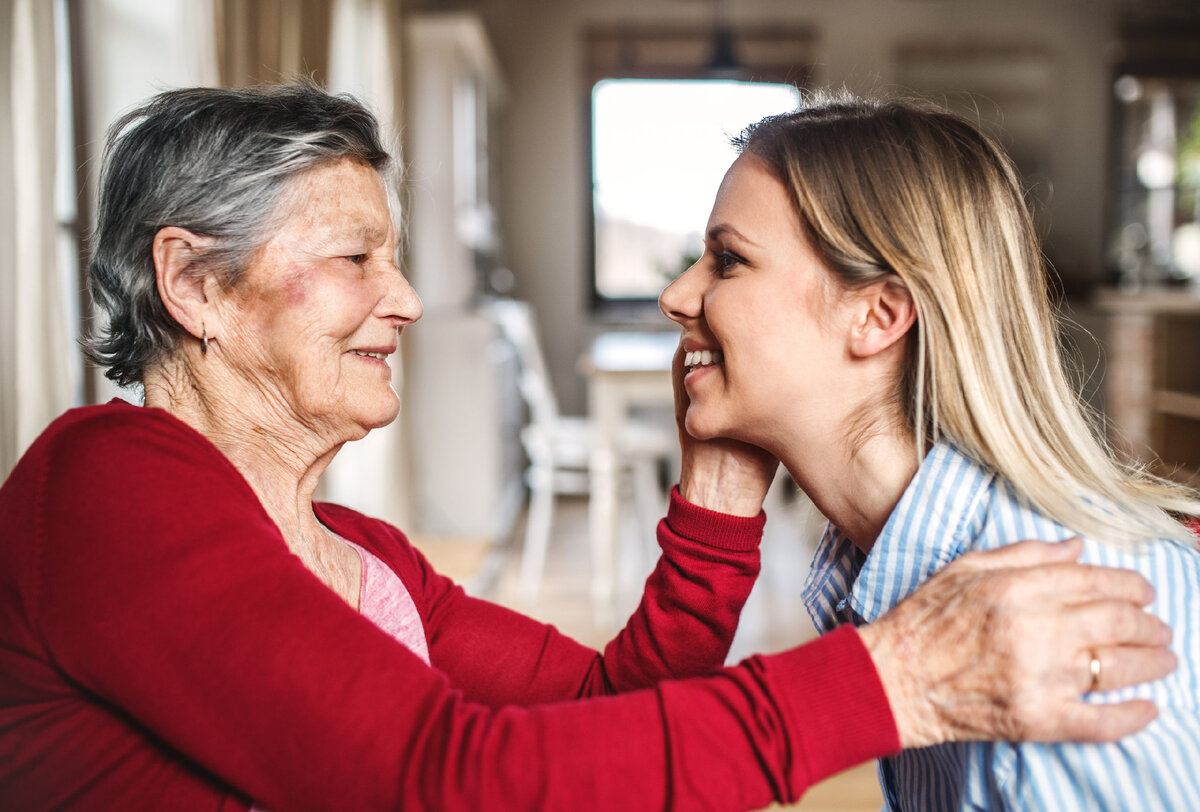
[347,254,368,266]
[712,251,743,277]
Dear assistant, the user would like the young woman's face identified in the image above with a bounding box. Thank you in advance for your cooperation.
[659,153,856,450]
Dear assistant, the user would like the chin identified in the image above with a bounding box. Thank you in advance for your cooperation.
[683,409,724,442]
[362,402,401,431]
[343,391,401,433]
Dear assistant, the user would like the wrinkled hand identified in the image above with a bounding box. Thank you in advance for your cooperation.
[858,537,1176,749]
[671,343,778,516]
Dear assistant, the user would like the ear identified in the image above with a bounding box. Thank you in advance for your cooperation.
[847,276,917,359]
[153,226,219,340]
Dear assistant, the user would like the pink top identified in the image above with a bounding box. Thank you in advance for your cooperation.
[251,539,432,811]
[345,538,430,665]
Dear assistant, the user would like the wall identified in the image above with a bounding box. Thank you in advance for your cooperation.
[436,0,1126,414]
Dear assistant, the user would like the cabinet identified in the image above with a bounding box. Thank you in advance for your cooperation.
[401,13,521,541]
[405,310,524,541]
[1096,288,1200,485]
[403,12,505,311]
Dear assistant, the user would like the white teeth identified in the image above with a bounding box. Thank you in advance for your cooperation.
[685,349,723,369]
[353,350,387,360]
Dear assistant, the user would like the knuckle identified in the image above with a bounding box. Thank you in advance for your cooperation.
[1107,605,1138,640]
[1004,698,1043,741]
[984,573,1023,607]
[1091,713,1124,743]
[1107,570,1154,602]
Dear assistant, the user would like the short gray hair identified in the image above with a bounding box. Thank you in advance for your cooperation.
[84,81,393,387]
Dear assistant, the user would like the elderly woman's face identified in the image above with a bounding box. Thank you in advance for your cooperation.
[217,158,421,439]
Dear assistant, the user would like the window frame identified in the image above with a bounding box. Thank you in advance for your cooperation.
[582,24,816,316]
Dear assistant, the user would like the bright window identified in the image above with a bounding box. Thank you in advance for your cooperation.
[590,79,800,304]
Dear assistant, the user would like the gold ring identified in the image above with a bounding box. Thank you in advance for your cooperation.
[1088,652,1102,693]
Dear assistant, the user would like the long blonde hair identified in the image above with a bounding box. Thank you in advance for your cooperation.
[737,91,1200,549]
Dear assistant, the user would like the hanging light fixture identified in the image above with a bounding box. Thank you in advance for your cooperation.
[705,0,746,80]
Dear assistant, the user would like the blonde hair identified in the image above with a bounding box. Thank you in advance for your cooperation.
[737,91,1200,549]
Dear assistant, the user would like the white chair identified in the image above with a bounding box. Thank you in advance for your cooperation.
[487,300,675,603]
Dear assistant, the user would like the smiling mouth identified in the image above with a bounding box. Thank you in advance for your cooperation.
[350,350,390,361]
[684,349,723,371]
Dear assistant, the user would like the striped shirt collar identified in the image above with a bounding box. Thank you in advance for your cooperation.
[803,441,994,630]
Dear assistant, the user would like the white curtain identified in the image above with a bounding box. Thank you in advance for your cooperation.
[0,0,74,479]
[327,0,404,142]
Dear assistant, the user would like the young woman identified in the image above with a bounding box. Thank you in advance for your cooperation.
[660,93,1200,810]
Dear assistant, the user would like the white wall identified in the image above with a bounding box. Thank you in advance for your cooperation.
[469,0,1123,414]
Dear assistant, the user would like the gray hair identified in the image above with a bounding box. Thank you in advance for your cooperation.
[84,81,393,387]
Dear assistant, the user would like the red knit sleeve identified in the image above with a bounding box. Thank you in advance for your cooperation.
[9,405,898,810]
[394,485,766,706]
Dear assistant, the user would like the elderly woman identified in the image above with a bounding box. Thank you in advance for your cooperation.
[0,83,1177,810]
[660,93,1200,810]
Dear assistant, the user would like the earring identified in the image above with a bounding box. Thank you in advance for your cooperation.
[201,326,209,356]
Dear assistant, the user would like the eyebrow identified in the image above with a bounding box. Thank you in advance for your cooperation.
[312,221,387,249]
[707,223,760,247]
[356,223,388,245]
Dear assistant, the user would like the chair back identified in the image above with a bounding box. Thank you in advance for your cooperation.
[487,299,562,429]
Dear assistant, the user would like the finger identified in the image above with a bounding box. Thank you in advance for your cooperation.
[954,537,1083,571]
[1085,645,1178,694]
[1050,699,1160,743]
[982,561,1157,607]
[1065,601,1174,649]
[1046,564,1157,607]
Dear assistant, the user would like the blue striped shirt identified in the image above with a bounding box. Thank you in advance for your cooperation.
[801,441,1200,811]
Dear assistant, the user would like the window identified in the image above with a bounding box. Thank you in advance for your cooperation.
[1107,15,1200,287]
[590,78,799,304]
[583,24,815,310]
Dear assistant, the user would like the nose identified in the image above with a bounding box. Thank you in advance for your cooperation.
[375,261,423,325]
[659,258,704,326]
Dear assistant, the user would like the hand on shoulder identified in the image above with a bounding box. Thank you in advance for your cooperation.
[860,537,1175,748]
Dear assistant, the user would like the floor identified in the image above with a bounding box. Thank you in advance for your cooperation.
[412,484,884,811]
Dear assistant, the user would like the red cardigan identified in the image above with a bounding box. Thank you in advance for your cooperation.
[0,402,897,810]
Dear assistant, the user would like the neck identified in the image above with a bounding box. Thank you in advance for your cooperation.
[774,424,919,555]
[142,359,341,544]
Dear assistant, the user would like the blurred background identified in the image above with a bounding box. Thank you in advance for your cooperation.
[2,2,1199,805]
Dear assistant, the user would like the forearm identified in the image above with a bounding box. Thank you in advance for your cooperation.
[39,518,892,811]
[595,485,765,690]
[275,627,896,810]
[429,486,765,705]
[248,627,897,809]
